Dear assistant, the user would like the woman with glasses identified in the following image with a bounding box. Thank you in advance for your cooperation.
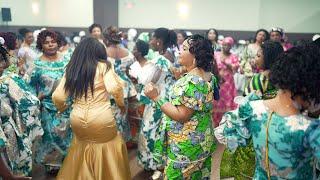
[144,34,219,179]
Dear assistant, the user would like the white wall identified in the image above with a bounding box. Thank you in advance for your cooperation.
[118,0,320,33]
[0,0,93,27]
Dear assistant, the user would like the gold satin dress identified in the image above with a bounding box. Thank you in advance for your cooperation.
[52,62,131,180]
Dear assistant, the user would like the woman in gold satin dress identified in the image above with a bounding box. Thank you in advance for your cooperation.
[52,37,131,180]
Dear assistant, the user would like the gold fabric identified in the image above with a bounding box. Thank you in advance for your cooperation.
[52,62,131,180]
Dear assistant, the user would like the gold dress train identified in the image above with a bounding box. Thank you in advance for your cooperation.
[52,62,131,180]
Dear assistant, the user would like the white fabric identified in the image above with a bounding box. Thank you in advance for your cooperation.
[234,72,246,92]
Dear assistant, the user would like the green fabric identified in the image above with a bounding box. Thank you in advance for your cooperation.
[217,93,320,179]
[0,72,43,176]
[29,55,72,166]
[154,73,217,179]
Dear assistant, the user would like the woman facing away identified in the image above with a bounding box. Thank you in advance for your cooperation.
[220,40,284,179]
[145,34,219,179]
[215,43,320,180]
[104,26,137,143]
[52,37,130,180]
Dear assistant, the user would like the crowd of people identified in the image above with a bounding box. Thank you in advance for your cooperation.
[0,24,319,180]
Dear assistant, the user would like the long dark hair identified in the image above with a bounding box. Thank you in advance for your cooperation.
[254,29,269,42]
[206,28,219,42]
[64,37,110,100]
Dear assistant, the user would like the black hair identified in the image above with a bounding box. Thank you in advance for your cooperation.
[270,43,320,104]
[103,26,122,45]
[88,23,103,34]
[36,30,61,51]
[64,37,111,100]
[187,34,217,73]
[314,38,320,48]
[261,41,283,69]
[254,29,269,42]
[294,39,312,47]
[0,42,9,63]
[153,28,177,49]
[206,28,219,42]
[0,32,17,50]
[18,28,32,38]
[55,31,68,46]
[136,40,149,57]
[177,30,188,39]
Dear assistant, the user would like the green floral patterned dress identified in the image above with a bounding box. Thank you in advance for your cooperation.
[221,72,278,179]
[29,55,72,167]
[215,94,320,180]
[137,54,175,170]
[108,53,137,142]
[154,73,218,180]
[0,72,43,176]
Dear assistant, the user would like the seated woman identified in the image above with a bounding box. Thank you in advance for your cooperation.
[215,43,320,179]
[145,34,219,179]
[0,36,43,179]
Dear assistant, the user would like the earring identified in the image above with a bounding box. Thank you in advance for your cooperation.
[157,42,160,46]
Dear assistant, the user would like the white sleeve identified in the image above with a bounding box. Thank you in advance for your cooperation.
[138,64,159,85]
[129,61,141,79]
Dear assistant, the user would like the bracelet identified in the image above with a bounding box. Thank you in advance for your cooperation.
[155,98,168,108]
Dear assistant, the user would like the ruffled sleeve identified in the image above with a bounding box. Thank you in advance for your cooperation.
[304,120,320,169]
[151,55,172,72]
[170,74,213,111]
[52,75,69,113]
[214,93,260,152]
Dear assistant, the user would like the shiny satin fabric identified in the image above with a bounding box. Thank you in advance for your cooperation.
[53,62,131,180]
